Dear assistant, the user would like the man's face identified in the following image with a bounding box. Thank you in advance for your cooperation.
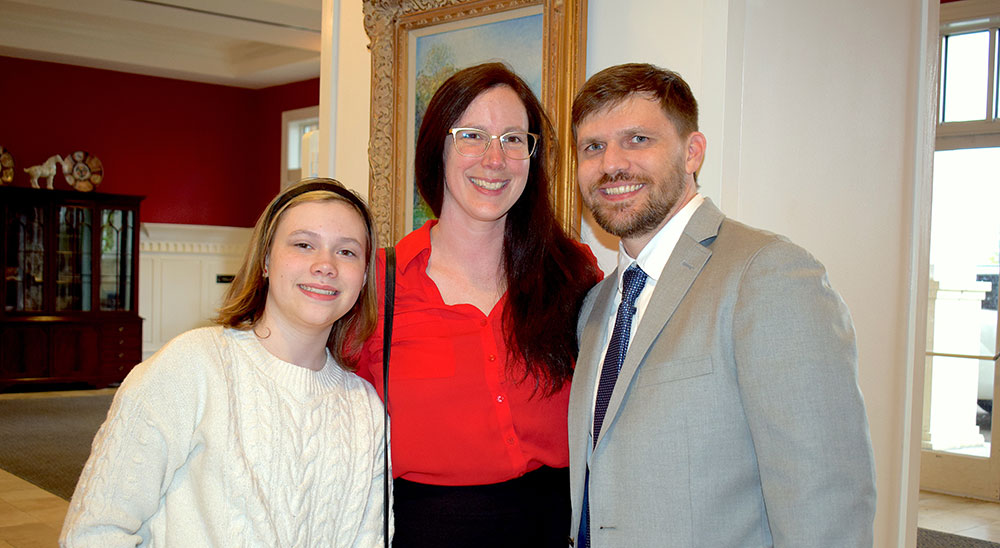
[575,94,701,245]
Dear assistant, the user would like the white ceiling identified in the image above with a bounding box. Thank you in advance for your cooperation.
[0,0,322,89]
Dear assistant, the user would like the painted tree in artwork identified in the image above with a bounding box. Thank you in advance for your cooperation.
[415,44,458,134]
[412,43,458,224]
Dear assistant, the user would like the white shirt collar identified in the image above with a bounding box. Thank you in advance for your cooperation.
[616,193,704,286]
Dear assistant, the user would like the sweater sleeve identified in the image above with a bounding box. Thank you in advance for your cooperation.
[60,330,214,547]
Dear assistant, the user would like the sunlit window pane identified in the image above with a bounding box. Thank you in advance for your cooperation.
[941,31,991,122]
[286,118,319,170]
[928,147,1000,359]
[927,147,1000,456]
[925,355,991,455]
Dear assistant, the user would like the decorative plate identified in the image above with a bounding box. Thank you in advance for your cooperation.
[0,146,13,184]
[62,151,103,192]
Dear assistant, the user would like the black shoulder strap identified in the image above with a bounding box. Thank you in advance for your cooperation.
[382,246,395,547]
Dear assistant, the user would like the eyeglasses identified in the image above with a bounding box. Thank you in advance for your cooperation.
[448,128,538,160]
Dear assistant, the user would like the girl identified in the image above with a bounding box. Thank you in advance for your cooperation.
[62,178,389,547]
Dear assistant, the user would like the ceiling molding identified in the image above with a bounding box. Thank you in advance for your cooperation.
[0,0,322,88]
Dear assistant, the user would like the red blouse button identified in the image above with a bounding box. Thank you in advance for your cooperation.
[496,395,505,403]
[505,437,515,445]
[480,319,488,327]
[488,354,496,362]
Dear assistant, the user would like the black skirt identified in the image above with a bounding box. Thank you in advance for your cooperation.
[391,466,570,548]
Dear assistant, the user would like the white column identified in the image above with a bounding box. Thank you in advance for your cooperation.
[318,0,340,178]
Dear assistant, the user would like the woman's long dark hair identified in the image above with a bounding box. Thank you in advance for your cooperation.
[414,62,602,394]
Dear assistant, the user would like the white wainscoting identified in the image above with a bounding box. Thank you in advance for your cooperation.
[139,223,252,359]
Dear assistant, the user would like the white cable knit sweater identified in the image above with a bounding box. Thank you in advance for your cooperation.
[60,326,389,547]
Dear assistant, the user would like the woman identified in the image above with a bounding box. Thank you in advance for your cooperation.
[357,63,602,547]
[61,179,389,547]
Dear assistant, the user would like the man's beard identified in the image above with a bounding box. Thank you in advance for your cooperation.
[584,161,688,239]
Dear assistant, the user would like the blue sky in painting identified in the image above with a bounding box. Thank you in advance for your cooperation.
[415,13,543,95]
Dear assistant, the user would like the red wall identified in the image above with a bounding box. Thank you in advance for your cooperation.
[0,56,319,227]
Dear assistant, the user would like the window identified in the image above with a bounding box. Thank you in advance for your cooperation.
[937,5,1000,140]
[280,106,320,189]
[939,29,992,123]
[924,1,1000,457]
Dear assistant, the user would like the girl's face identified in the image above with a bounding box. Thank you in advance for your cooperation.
[440,85,531,228]
[262,199,368,337]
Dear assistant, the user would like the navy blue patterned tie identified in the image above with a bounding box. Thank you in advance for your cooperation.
[583,264,647,547]
[593,264,647,444]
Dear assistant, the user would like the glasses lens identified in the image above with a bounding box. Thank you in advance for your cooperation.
[450,129,537,159]
[499,132,535,160]
[453,129,490,157]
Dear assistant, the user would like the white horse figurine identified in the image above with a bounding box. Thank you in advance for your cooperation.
[24,154,64,189]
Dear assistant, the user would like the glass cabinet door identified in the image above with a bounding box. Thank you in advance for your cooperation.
[1,186,143,388]
[56,205,92,312]
[99,208,135,311]
[4,205,45,312]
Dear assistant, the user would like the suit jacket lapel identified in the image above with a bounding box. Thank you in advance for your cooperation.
[594,199,725,450]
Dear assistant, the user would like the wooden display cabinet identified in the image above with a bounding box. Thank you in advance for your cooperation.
[1,186,143,389]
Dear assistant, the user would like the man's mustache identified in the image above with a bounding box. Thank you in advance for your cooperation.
[597,171,650,186]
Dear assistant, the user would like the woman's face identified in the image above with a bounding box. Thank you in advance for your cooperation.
[262,199,368,338]
[440,85,530,228]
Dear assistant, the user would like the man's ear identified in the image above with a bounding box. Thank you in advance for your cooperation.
[685,131,707,175]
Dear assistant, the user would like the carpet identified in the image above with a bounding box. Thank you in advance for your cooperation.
[919,528,1000,547]
[0,394,114,500]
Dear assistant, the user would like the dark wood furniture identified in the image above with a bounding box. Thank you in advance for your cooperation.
[1,186,143,389]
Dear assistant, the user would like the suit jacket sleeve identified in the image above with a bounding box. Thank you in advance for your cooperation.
[732,239,876,547]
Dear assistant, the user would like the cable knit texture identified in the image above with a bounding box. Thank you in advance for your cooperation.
[60,326,389,547]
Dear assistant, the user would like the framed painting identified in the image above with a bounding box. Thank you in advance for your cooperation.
[363,0,588,244]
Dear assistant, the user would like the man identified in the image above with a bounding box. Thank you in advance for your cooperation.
[568,63,876,547]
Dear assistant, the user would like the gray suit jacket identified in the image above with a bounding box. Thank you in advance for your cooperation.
[568,199,876,547]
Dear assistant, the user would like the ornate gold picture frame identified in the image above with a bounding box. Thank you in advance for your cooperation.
[363,0,588,244]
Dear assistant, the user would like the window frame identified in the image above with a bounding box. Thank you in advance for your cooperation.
[280,105,320,190]
[938,0,1000,144]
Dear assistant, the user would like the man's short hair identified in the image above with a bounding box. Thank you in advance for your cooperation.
[572,63,699,138]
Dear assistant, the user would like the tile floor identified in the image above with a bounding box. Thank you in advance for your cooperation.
[0,469,66,548]
[919,490,1000,542]
[2,388,1000,546]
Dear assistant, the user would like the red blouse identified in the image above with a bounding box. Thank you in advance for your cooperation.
[357,221,595,486]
